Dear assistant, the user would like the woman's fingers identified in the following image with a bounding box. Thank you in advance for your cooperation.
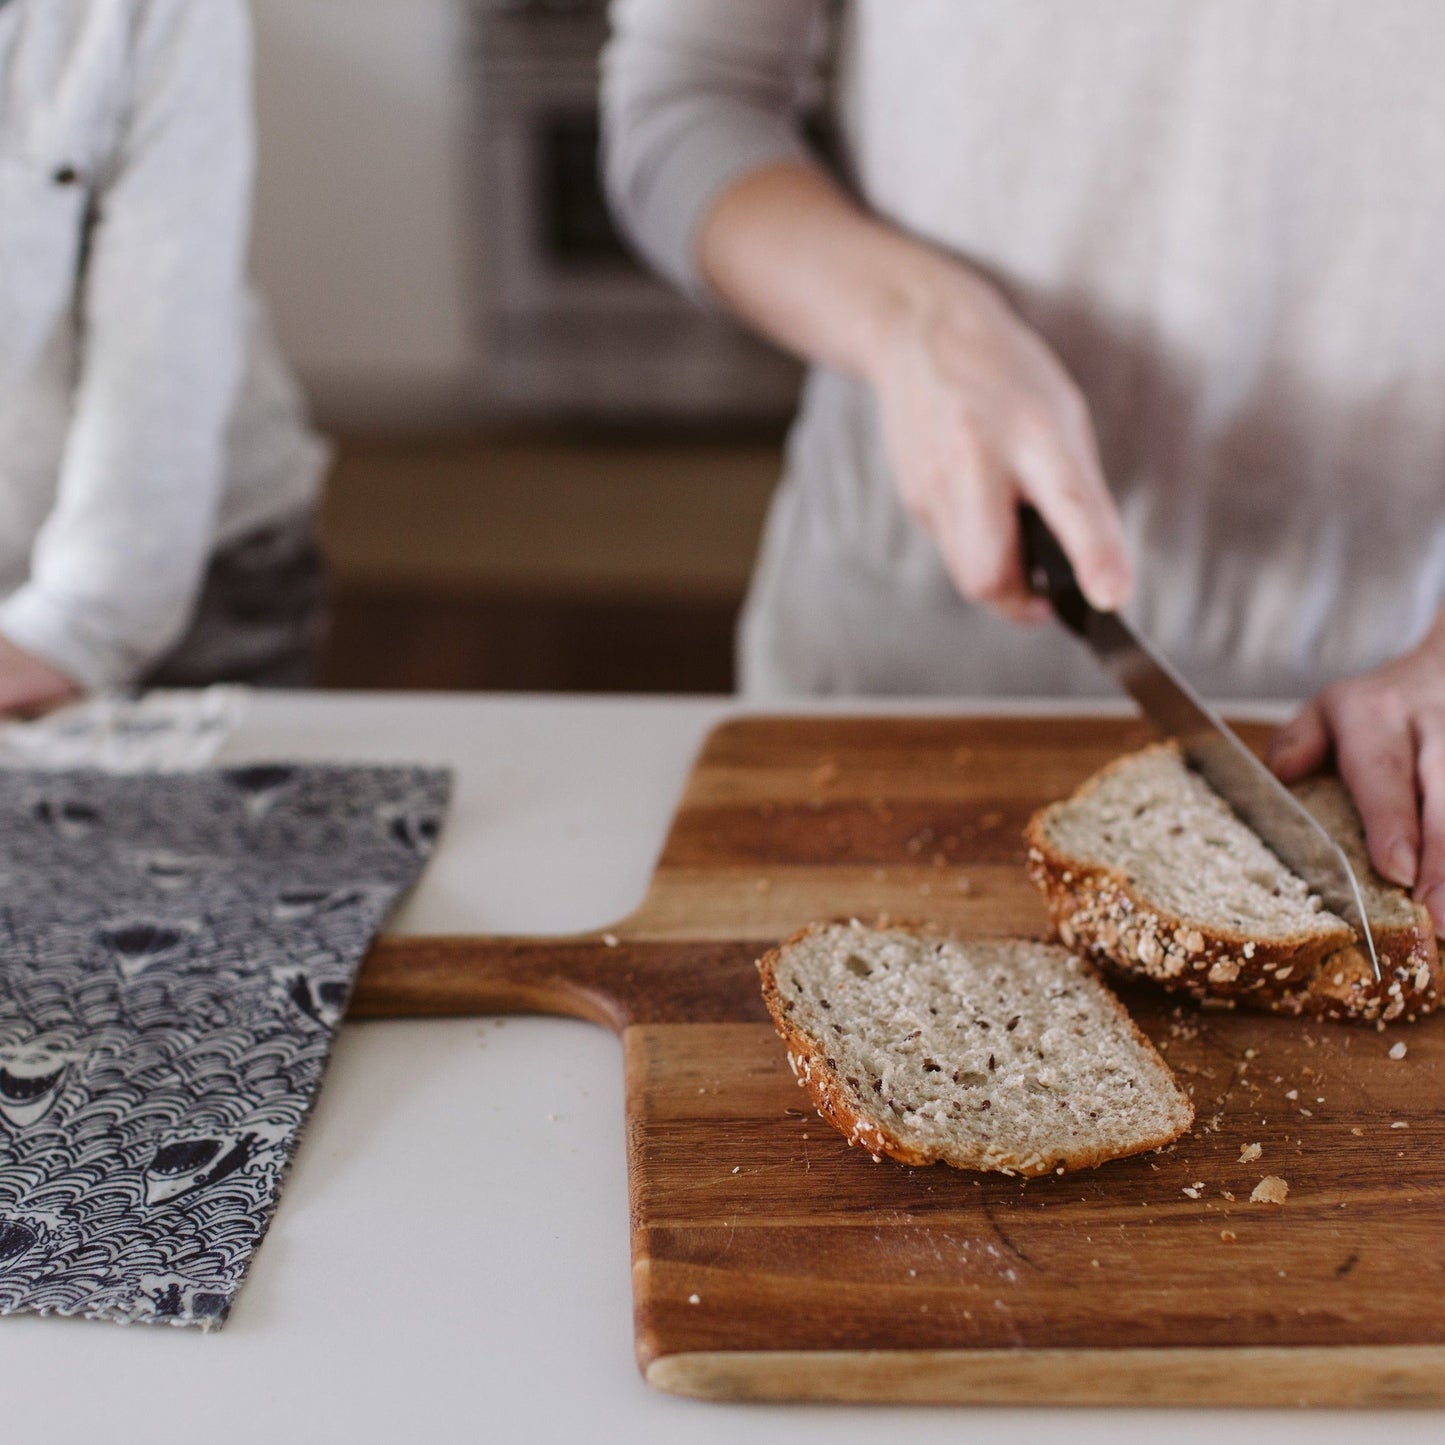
[1413,716,1445,935]
[1327,686,1420,889]
[869,259,1134,626]
[1267,700,1331,782]
[1008,408,1133,613]
[932,443,1047,621]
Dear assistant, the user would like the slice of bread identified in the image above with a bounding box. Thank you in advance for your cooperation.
[757,920,1193,1176]
[1026,743,1440,1023]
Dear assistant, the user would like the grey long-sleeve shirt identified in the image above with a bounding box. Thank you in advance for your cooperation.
[0,0,325,689]
[603,0,1445,699]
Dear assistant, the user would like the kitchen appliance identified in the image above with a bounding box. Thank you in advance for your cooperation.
[357,713,1445,1405]
[466,0,810,422]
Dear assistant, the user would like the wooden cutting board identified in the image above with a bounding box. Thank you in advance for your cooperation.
[351,716,1445,1407]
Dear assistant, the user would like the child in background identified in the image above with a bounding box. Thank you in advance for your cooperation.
[0,0,328,715]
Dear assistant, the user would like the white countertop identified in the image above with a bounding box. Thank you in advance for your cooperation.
[7,691,1440,1445]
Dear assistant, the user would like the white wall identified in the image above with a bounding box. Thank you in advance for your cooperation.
[249,0,476,430]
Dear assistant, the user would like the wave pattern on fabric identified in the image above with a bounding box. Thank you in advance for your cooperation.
[0,763,451,1329]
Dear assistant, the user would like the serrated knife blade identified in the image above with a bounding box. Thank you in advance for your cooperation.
[1019,506,1381,980]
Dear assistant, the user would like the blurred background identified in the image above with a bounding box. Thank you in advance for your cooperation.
[250,0,812,693]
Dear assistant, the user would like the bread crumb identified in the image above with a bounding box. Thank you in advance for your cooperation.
[811,759,840,787]
[688,1293,701,1305]
[731,1165,741,1174]
[1350,1127,1363,1136]
[1284,1089,1299,1101]
[1182,1186,1201,1200]
[1239,1143,1262,1163]
[1250,1175,1289,1205]
[1220,1229,1237,1242]
[1389,1041,1408,1060]
[1221,1190,1236,1201]
[601,932,619,948]
[1391,1121,1409,1129]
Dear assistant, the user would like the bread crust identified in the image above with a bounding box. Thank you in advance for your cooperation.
[757,921,1193,1177]
[1025,744,1441,1025]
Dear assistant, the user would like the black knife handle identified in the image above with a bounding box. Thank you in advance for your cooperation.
[1018,504,1091,636]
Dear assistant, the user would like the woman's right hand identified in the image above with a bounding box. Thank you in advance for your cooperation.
[695,160,1131,619]
[864,258,1132,623]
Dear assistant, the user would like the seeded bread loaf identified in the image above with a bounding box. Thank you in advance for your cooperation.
[1026,743,1440,1023]
[757,920,1193,1176]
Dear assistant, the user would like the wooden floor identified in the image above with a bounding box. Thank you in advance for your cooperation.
[316,433,782,693]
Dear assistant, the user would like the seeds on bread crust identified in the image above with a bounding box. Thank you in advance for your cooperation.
[1025,743,1440,1023]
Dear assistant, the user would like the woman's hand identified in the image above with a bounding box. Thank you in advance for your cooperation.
[1270,614,1445,934]
[696,162,1132,621]
[0,633,81,718]
[865,263,1132,622]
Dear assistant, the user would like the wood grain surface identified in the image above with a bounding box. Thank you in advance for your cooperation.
[352,716,1445,1406]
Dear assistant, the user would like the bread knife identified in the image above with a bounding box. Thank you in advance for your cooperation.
[1018,505,1382,980]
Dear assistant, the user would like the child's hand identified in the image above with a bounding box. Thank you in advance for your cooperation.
[0,634,81,718]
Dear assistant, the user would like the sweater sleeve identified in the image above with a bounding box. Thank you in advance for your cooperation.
[600,0,825,303]
[0,0,254,690]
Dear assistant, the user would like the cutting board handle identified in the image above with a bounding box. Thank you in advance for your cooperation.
[353,933,770,1033]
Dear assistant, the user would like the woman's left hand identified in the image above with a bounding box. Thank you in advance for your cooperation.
[0,632,81,718]
[1269,613,1445,935]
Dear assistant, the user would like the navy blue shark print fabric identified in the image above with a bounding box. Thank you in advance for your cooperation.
[0,764,451,1329]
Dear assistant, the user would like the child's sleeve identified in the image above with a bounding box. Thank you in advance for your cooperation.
[0,0,254,689]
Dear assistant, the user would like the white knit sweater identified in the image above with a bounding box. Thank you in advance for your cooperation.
[604,0,1445,699]
[0,0,325,689]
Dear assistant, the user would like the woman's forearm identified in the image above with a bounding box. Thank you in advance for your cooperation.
[697,159,964,382]
[696,158,1132,617]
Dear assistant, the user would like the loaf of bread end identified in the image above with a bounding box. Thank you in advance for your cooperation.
[1025,743,1440,1023]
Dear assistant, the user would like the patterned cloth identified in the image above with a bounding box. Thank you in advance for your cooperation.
[0,762,450,1328]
